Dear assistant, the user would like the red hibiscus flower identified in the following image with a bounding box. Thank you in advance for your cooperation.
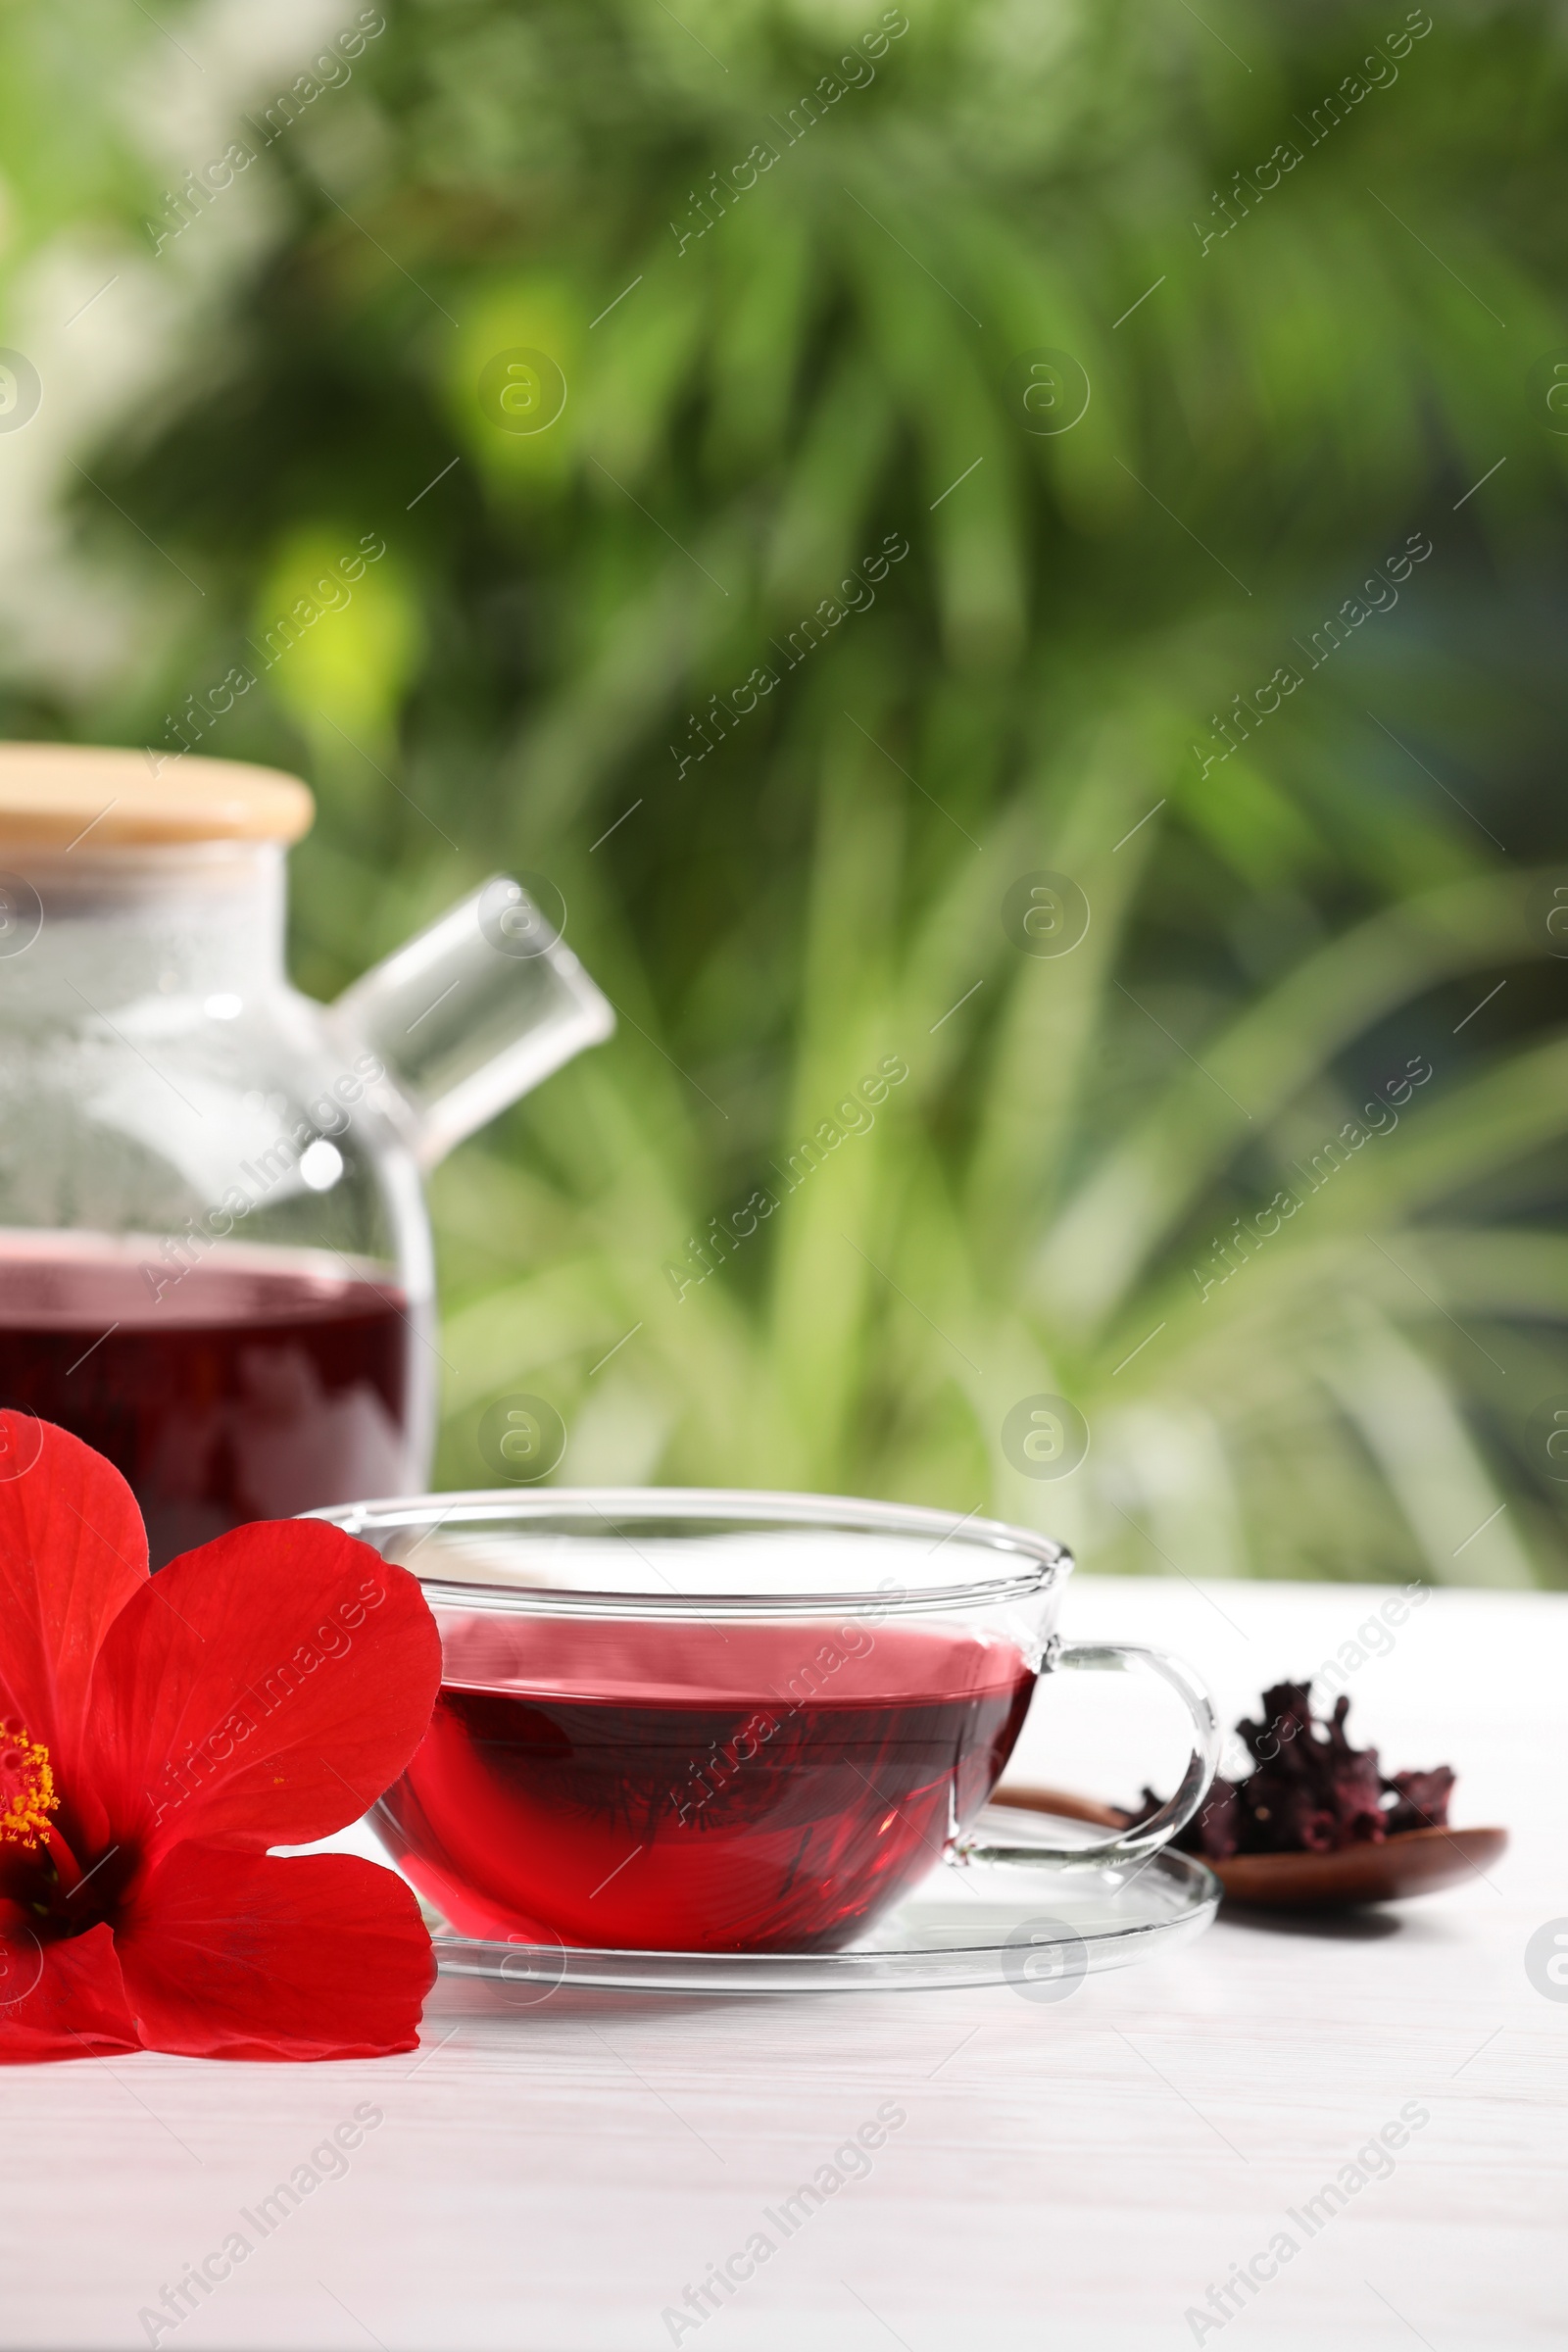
[0,1411,441,2062]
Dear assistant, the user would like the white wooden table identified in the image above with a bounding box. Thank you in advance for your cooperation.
[8,1575,1563,2350]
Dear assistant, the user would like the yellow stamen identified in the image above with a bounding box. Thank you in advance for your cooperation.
[0,1729,58,1850]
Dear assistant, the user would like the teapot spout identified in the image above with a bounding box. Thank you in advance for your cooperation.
[333,877,613,1168]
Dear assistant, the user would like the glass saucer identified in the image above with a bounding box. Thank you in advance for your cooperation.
[430,1804,1220,1996]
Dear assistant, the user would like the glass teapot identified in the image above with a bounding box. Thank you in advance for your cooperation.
[0,744,612,1565]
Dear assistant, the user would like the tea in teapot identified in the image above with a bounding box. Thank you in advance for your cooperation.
[0,744,612,1562]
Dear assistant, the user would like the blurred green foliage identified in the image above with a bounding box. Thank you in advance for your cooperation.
[2,0,1567,1584]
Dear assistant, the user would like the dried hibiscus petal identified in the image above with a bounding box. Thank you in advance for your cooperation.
[1383,1766,1456,1837]
[1125,1679,1454,1859]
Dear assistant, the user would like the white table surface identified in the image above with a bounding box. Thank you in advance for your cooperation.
[8,1572,1564,2351]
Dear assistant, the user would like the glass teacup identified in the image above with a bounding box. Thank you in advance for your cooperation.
[316,1489,1220,1955]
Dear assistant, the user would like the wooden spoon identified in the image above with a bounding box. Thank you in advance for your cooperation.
[991,1783,1508,1909]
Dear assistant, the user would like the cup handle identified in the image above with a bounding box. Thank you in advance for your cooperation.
[955,1642,1221,1869]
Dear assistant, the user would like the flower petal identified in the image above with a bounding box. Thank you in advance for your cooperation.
[115,1844,433,2060]
[0,1414,146,1772]
[0,1923,142,2064]
[88,1519,440,1856]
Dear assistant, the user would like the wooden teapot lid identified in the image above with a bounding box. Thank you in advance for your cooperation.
[0,744,314,849]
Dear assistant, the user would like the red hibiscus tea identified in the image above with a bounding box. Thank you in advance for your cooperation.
[373,1613,1037,1952]
[0,1234,416,1567]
